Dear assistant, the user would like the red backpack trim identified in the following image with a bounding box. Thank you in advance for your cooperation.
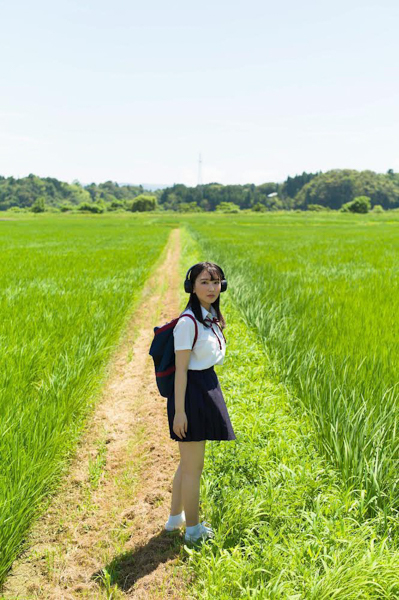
[154,313,198,347]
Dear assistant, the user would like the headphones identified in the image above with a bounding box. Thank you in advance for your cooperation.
[184,263,228,294]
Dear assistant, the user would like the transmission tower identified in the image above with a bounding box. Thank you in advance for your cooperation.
[197,153,202,186]
[197,153,203,202]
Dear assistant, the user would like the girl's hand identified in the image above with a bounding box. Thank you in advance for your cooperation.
[173,411,188,439]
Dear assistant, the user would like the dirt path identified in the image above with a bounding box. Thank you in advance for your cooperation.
[2,227,192,599]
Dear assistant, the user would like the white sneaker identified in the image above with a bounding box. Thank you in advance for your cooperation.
[184,521,215,543]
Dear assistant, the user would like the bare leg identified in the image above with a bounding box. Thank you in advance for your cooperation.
[170,462,184,516]
[178,440,206,527]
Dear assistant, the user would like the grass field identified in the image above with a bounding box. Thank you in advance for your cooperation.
[178,216,399,597]
[1,211,398,597]
[186,212,399,520]
[0,214,174,583]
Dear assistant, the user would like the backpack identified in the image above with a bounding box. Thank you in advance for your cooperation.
[148,312,198,398]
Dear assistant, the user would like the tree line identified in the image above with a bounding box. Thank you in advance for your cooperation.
[1,169,399,213]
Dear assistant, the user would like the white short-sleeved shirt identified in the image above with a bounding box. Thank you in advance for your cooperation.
[173,304,226,370]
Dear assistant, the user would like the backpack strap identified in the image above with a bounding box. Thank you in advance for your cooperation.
[178,313,198,349]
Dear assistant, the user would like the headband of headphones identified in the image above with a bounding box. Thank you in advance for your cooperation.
[184,263,228,294]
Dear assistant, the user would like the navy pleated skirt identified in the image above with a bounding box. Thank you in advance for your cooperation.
[167,365,236,442]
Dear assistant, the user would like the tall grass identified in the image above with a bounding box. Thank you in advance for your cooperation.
[187,212,399,523]
[176,227,399,597]
[0,213,173,584]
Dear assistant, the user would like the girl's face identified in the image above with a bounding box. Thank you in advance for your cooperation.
[193,269,221,307]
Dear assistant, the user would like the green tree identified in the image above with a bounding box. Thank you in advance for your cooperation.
[340,195,371,213]
[281,171,320,198]
[296,169,399,210]
[307,203,330,211]
[67,184,92,205]
[59,202,74,212]
[252,202,267,212]
[31,196,46,212]
[107,199,126,211]
[130,194,157,212]
[77,200,105,213]
[178,202,202,212]
[215,201,240,213]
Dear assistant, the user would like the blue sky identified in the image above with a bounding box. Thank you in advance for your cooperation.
[1,0,398,187]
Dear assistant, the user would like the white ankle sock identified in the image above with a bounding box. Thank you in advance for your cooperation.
[167,510,185,526]
[186,523,200,534]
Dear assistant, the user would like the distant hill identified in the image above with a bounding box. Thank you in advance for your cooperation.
[74,181,168,192]
[136,183,170,191]
[2,169,399,212]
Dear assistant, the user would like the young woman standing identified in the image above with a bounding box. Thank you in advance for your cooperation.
[164,261,236,543]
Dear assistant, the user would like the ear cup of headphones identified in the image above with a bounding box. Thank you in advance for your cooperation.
[184,263,227,294]
[184,278,192,294]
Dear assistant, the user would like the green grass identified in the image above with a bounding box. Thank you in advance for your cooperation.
[0,213,174,585]
[185,212,399,522]
[2,210,399,597]
[177,225,399,597]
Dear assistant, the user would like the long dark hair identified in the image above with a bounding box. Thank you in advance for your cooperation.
[183,261,226,330]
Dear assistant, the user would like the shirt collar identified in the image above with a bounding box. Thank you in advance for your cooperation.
[200,304,215,321]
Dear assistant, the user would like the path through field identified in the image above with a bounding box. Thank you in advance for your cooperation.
[2,227,192,599]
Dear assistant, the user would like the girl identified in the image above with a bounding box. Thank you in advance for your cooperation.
[164,261,236,544]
